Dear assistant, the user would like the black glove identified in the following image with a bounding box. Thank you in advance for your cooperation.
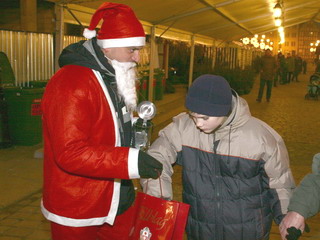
[138,151,163,179]
[286,227,301,240]
[286,224,310,240]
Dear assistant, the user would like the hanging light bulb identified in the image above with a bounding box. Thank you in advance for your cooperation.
[273,2,282,18]
[251,38,258,45]
[278,26,284,33]
[275,18,282,27]
[242,37,250,45]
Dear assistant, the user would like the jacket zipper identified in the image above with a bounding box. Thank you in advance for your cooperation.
[213,134,222,240]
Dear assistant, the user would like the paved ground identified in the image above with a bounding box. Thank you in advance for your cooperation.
[0,71,320,239]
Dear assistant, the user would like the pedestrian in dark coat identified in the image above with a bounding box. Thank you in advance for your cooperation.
[256,49,277,102]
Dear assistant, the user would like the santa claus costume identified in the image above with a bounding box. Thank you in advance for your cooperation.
[40,2,158,239]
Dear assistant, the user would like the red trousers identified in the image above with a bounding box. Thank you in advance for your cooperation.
[51,204,135,240]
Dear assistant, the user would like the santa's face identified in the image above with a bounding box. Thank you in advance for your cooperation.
[102,46,143,63]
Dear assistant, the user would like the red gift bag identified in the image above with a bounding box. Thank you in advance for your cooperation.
[129,191,190,240]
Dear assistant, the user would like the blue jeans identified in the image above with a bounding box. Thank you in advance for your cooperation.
[257,78,273,100]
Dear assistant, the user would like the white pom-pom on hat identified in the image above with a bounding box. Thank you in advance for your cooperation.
[83,28,96,39]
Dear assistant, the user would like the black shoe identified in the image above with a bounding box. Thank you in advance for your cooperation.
[256,99,261,102]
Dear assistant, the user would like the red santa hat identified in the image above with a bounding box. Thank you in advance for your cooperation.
[83,2,146,48]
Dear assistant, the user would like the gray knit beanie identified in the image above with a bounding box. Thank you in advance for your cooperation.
[185,74,232,116]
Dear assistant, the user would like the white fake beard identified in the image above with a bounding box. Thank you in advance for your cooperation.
[109,59,138,112]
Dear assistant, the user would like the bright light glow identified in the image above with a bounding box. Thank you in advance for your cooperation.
[273,8,282,18]
[279,30,285,44]
[260,42,266,49]
[266,39,270,42]
[254,34,258,38]
[310,43,314,46]
[250,38,258,44]
[262,35,266,39]
[275,18,282,27]
[278,27,284,33]
[273,3,282,18]
[242,37,250,45]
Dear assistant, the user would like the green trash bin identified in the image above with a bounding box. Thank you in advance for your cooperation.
[3,87,44,146]
[29,80,48,88]
[0,93,12,148]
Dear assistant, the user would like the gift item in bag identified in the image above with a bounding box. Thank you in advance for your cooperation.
[129,192,190,240]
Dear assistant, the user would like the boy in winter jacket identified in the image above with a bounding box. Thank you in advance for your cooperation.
[141,74,295,240]
[280,153,320,240]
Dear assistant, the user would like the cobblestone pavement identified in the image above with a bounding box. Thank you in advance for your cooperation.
[0,72,319,239]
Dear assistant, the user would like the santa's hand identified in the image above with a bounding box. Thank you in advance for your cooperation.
[138,151,163,179]
[279,211,305,240]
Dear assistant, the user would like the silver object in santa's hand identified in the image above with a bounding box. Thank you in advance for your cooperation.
[133,101,156,151]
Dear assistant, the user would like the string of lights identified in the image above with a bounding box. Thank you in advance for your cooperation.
[240,1,285,51]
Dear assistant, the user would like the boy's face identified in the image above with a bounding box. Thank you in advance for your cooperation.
[189,112,226,134]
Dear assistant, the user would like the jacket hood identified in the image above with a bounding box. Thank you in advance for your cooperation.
[58,38,114,75]
[217,90,251,132]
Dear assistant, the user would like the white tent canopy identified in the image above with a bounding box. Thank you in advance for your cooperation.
[48,0,320,99]
[49,0,320,43]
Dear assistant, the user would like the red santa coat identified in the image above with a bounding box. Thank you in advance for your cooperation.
[41,65,140,227]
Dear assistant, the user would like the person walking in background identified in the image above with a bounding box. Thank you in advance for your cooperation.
[256,49,277,102]
[293,55,303,82]
[275,52,287,86]
[274,52,281,87]
[286,52,295,83]
[302,59,307,74]
[279,153,320,240]
[40,2,163,240]
[315,59,320,73]
[278,52,288,84]
[142,74,295,240]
